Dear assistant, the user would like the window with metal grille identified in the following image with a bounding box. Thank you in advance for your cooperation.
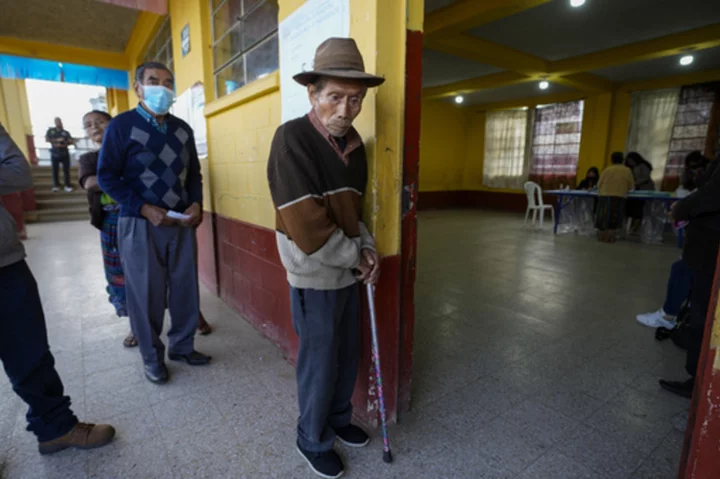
[143,17,174,73]
[210,0,279,99]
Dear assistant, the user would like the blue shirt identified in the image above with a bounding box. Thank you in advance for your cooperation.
[135,103,168,134]
[97,109,203,218]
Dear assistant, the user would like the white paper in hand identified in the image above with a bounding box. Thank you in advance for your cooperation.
[167,211,192,221]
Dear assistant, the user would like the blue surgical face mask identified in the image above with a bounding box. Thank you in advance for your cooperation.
[141,85,175,115]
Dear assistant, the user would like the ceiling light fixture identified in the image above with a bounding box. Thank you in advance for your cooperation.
[570,0,586,7]
[455,95,464,104]
[539,80,550,90]
[680,55,694,66]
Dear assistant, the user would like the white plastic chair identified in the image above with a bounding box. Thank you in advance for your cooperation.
[523,181,554,228]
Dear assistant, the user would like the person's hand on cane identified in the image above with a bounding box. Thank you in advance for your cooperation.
[355,249,381,285]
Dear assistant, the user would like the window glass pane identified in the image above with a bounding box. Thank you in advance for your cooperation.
[213,0,242,41]
[213,23,242,71]
[216,56,245,97]
[245,33,278,83]
[211,0,225,12]
[242,0,278,51]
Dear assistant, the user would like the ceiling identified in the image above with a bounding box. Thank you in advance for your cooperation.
[423,0,720,106]
[0,0,139,53]
[455,82,574,106]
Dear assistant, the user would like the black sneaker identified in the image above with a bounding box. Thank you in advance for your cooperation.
[659,378,694,398]
[296,441,344,479]
[334,424,369,448]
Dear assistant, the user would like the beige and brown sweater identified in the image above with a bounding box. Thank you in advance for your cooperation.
[267,112,375,290]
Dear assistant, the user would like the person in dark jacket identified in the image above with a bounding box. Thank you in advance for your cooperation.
[78,110,212,349]
[659,154,720,398]
[625,152,655,234]
[576,167,600,190]
[0,122,115,454]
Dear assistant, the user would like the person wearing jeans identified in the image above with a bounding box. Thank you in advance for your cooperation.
[660,155,720,398]
[0,122,115,454]
[636,258,693,329]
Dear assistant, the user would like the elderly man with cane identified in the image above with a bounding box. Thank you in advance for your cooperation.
[267,38,384,479]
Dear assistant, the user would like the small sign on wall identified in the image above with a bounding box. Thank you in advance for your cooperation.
[181,24,191,57]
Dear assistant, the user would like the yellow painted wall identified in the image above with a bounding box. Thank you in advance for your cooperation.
[202,0,408,255]
[419,100,469,191]
[0,79,32,158]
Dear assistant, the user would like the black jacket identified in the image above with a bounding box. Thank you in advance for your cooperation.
[675,159,720,273]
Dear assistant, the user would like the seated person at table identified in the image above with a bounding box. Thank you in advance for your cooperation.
[576,167,599,190]
[625,152,655,235]
[595,152,635,243]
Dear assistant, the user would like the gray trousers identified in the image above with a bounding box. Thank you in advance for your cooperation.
[118,217,199,364]
[290,284,360,452]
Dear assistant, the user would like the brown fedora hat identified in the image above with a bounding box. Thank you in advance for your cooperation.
[293,37,385,87]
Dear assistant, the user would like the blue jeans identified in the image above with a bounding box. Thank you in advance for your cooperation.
[0,260,78,442]
[663,259,693,316]
[290,284,360,452]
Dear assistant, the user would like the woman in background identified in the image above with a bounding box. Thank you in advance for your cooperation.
[596,152,635,243]
[577,167,600,190]
[78,111,211,348]
[625,152,655,234]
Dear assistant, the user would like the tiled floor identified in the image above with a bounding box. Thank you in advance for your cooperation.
[0,211,687,478]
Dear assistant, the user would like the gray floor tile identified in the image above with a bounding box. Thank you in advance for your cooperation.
[585,404,674,455]
[151,392,224,432]
[471,417,550,473]
[520,450,602,479]
[85,437,171,479]
[501,399,581,446]
[554,424,649,478]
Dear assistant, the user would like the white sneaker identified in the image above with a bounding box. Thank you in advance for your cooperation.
[636,309,676,329]
[51,187,59,192]
[63,186,74,193]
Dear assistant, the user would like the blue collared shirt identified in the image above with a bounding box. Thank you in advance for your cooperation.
[135,103,168,134]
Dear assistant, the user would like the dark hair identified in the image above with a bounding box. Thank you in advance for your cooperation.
[83,110,112,122]
[685,150,707,168]
[135,61,174,84]
[611,151,625,164]
[586,167,600,177]
[626,151,652,170]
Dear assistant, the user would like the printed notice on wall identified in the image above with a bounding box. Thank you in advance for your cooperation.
[171,82,207,159]
[279,0,350,123]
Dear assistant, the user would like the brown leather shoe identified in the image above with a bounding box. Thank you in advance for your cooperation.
[38,422,116,455]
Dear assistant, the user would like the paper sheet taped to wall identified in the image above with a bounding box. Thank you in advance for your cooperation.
[279,0,350,123]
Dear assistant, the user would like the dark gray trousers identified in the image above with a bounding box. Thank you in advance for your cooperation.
[290,284,360,452]
[118,217,199,365]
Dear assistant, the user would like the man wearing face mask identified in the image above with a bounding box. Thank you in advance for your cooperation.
[98,62,210,384]
[267,38,383,479]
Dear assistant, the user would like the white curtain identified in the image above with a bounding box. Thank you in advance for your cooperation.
[483,109,530,189]
[626,88,681,183]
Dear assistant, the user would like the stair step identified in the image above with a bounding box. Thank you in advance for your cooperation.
[35,198,88,209]
[28,211,88,223]
[34,189,87,198]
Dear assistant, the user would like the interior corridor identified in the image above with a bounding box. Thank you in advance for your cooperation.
[0,211,687,478]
